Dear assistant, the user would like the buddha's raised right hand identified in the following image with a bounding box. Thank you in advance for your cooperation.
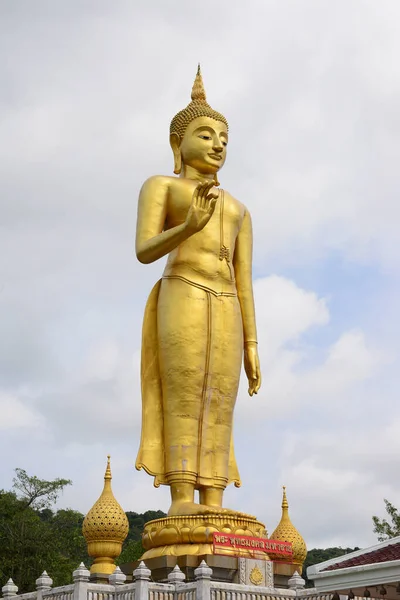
[185,181,219,234]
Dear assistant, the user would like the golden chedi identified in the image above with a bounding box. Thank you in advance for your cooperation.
[83,456,129,575]
[135,65,264,558]
[270,487,307,572]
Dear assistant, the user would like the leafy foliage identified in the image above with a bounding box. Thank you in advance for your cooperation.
[117,540,144,565]
[0,471,166,592]
[117,510,166,564]
[125,510,166,542]
[0,470,87,593]
[372,499,400,541]
[13,468,72,510]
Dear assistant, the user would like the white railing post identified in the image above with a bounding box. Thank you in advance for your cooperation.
[194,561,212,600]
[133,562,151,600]
[36,571,53,600]
[288,571,306,591]
[73,563,90,600]
[2,579,18,599]
[109,567,126,586]
[167,565,185,584]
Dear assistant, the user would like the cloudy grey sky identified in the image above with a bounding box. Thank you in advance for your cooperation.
[1,0,400,550]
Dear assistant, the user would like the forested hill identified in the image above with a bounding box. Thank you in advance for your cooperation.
[126,510,167,541]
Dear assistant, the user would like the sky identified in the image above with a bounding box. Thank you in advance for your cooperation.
[1,0,400,552]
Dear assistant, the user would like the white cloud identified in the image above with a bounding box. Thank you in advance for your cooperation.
[254,275,330,355]
[276,419,400,547]
[82,340,121,381]
[237,277,382,423]
[0,391,45,431]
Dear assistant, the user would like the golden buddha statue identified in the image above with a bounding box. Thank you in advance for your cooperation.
[135,66,261,518]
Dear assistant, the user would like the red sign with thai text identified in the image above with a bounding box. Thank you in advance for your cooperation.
[213,533,293,558]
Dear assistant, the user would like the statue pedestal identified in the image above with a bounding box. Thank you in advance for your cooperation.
[119,514,275,584]
[120,514,301,587]
[140,513,268,560]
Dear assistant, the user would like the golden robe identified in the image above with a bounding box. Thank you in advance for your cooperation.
[135,275,243,489]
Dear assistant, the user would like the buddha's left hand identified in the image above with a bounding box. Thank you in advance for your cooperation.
[244,342,261,396]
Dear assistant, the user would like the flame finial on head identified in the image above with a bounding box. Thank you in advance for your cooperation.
[170,65,228,138]
[191,64,207,103]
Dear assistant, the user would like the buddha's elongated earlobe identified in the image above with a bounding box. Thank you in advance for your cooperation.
[213,173,220,186]
[170,133,182,174]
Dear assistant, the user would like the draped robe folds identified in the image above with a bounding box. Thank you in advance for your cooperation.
[135,275,243,489]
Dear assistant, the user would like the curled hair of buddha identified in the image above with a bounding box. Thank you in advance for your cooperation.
[170,65,229,138]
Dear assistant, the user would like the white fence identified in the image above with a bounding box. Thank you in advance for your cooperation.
[1,561,344,600]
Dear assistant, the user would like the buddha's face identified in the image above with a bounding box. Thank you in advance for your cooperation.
[179,116,228,175]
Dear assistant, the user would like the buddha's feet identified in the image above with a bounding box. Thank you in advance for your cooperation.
[167,501,255,518]
[168,502,235,516]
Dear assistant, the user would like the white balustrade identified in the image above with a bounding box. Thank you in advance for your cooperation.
[1,563,343,600]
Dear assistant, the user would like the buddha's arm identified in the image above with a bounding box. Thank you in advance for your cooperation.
[136,177,189,264]
[233,209,261,396]
[136,177,217,264]
[233,210,257,343]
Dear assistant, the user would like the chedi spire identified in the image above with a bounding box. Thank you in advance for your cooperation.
[270,487,307,572]
[82,456,129,576]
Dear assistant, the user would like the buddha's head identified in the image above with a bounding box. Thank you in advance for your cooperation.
[170,66,229,182]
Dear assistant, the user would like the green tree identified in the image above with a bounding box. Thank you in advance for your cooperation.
[373,499,400,541]
[117,510,166,565]
[13,469,72,510]
[117,540,144,565]
[1,469,168,590]
[0,469,86,593]
[45,509,90,585]
[0,490,57,591]
[125,510,166,542]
